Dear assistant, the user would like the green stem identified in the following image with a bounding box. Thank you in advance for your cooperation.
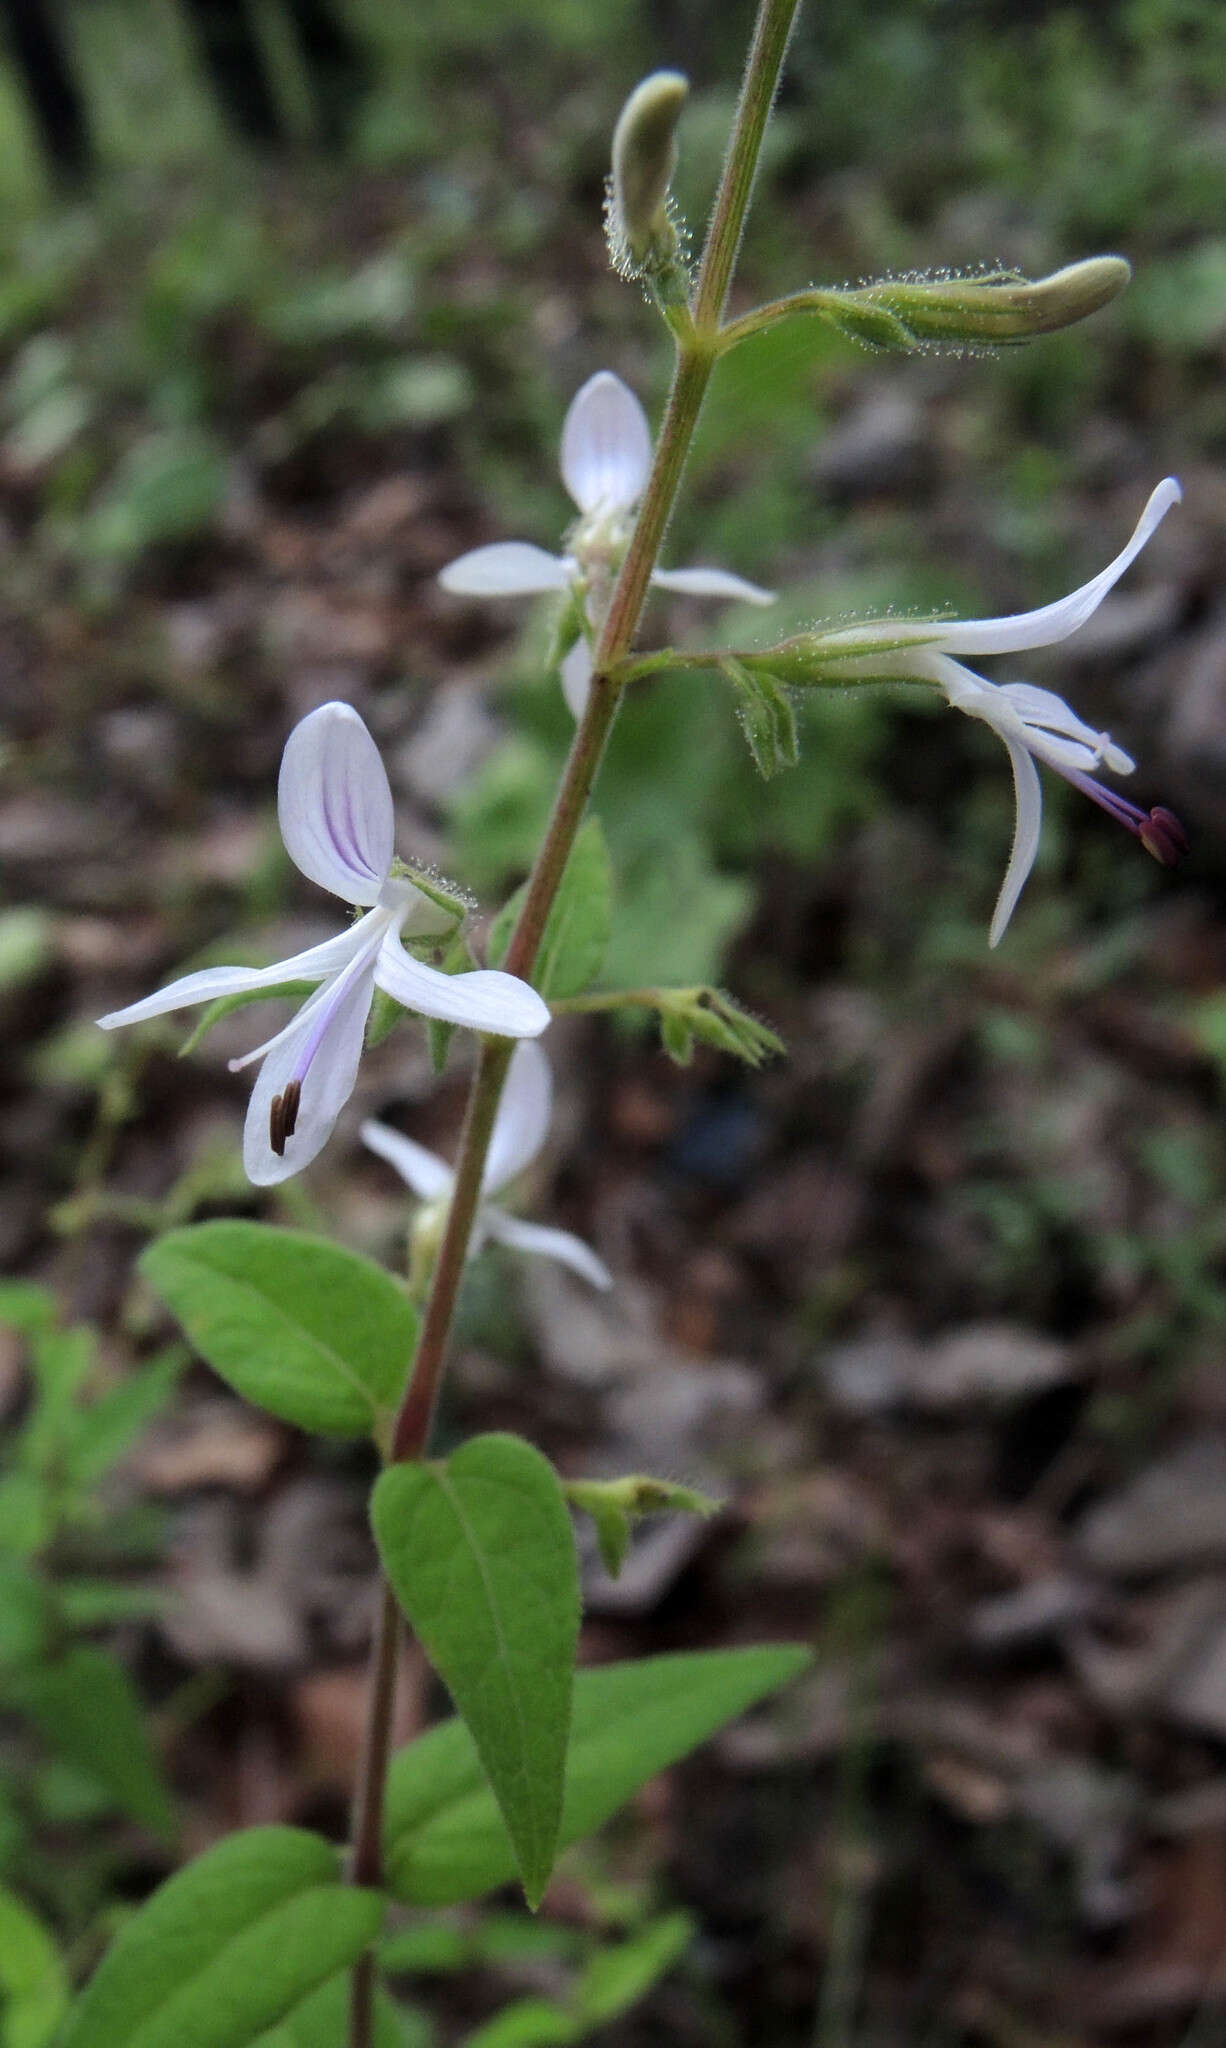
[345,6,802,2037]
[693,0,801,336]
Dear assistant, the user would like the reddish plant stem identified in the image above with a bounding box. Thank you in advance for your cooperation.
[346,8,802,2041]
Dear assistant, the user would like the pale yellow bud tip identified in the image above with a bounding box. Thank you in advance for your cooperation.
[1012,256,1132,328]
[611,70,689,266]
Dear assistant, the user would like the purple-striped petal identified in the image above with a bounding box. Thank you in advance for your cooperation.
[277,702,394,907]
[243,953,378,1185]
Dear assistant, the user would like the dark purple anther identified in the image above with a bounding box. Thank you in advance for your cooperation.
[1138,805,1189,866]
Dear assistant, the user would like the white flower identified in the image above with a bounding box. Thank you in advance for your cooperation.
[362,1040,612,1289]
[815,477,1186,944]
[439,370,774,717]
[98,702,550,1186]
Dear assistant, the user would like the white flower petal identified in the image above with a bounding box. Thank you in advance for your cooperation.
[482,1040,553,1195]
[360,1119,454,1202]
[938,478,1182,657]
[559,638,592,720]
[438,542,573,597]
[998,683,1135,775]
[1016,731,1105,776]
[243,956,377,1185]
[650,564,776,604]
[375,935,550,1038]
[560,371,652,516]
[96,923,371,1030]
[989,738,1045,948]
[277,702,394,907]
[482,1207,613,1289]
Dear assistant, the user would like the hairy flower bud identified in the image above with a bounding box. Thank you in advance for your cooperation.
[722,256,1132,354]
[608,70,688,275]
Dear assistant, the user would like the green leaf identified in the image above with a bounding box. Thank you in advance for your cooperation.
[61,1347,184,1487]
[372,1435,580,1909]
[251,1971,411,2048]
[178,984,315,1061]
[56,1579,170,1629]
[0,1884,69,2048]
[55,1827,384,2048]
[463,1999,576,2048]
[0,1283,57,1335]
[0,1562,47,1669]
[141,1223,419,1444]
[383,1644,811,1908]
[14,1645,174,1836]
[720,657,799,778]
[575,1911,693,2027]
[488,819,612,1000]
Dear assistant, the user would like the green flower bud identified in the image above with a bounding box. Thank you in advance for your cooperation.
[608,70,688,276]
[721,256,1132,355]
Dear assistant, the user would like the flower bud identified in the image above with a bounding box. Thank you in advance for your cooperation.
[722,256,1132,354]
[853,256,1132,345]
[608,70,688,274]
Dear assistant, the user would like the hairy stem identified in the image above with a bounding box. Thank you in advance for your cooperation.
[346,6,801,2037]
[694,0,800,335]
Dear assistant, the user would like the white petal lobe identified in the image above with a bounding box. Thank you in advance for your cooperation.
[278,702,394,906]
[651,565,776,604]
[375,937,550,1038]
[560,638,593,720]
[482,1209,613,1289]
[438,542,573,596]
[96,924,371,1030]
[560,371,652,515]
[989,739,1045,948]
[360,1120,454,1202]
[483,1040,553,1194]
[938,478,1182,657]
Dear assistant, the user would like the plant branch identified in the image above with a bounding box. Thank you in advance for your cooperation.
[346,7,803,2035]
[693,0,802,336]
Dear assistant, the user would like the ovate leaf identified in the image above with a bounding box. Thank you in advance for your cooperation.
[0,1884,68,2048]
[251,1971,413,2048]
[488,819,612,1000]
[56,1828,384,2048]
[372,1435,579,1909]
[575,1911,693,2026]
[384,1645,811,1907]
[141,1224,418,1444]
[15,1645,173,1836]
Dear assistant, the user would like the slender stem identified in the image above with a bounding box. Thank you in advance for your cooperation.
[693,0,801,335]
[346,9,802,2037]
[347,1580,401,2045]
[391,1034,512,1460]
